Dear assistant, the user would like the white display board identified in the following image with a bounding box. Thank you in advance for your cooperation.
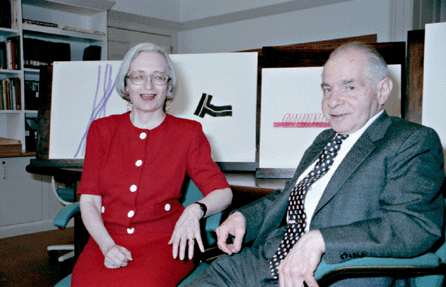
[49,52,258,163]
[422,22,446,167]
[259,65,402,169]
[169,53,258,163]
[50,61,124,159]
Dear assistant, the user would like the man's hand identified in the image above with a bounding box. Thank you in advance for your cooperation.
[216,211,246,255]
[278,230,325,287]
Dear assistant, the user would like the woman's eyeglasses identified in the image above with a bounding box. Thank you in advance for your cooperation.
[126,71,170,86]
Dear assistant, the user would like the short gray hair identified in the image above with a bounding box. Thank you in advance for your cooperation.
[115,43,178,101]
[327,42,388,87]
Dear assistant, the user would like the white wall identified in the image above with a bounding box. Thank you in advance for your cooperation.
[111,0,180,21]
[109,0,415,54]
[180,0,303,22]
[177,0,395,53]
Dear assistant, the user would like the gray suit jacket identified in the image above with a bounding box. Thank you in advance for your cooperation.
[239,112,445,267]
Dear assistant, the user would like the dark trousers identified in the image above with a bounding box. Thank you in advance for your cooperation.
[185,246,404,287]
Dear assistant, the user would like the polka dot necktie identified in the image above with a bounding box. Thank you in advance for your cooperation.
[270,134,348,279]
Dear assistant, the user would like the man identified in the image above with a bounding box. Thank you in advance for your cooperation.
[186,42,445,287]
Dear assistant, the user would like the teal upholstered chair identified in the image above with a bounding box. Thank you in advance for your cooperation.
[54,178,223,287]
[178,203,446,287]
[178,199,446,286]
[48,177,77,262]
[314,198,446,287]
[315,247,445,286]
[55,183,445,287]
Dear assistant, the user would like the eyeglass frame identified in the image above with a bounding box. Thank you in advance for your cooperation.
[125,71,171,86]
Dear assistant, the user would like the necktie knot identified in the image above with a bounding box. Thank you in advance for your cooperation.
[335,133,348,142]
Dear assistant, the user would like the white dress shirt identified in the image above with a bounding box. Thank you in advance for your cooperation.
[287,110,384,232]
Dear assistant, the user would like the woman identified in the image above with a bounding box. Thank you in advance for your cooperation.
[71,43,232,286]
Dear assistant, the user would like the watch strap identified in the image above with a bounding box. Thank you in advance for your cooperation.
[194,202,207,219]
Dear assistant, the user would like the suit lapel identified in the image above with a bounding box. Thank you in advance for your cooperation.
[294,130,335,181]
[312,112,392,216]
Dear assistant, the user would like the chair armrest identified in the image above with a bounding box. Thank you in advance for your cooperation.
[203,212,222,246]
[315,253,441,284]
[53,202,80,229]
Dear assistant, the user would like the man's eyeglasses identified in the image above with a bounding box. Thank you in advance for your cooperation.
[126,71,170,86]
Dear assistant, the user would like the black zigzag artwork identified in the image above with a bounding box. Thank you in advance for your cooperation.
[193,93,233,118]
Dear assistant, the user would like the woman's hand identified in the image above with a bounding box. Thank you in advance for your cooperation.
[169,203,205,260]
[103,244,133,269]
[79,195,133,269]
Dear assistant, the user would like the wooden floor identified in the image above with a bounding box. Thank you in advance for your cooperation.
[0,228,75,287]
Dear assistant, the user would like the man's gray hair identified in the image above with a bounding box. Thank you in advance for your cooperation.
[328,42,389,87]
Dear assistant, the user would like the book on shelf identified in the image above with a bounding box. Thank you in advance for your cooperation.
[0,36,20,70]
[23,19,58,29]
[0,0,11,29]
[62,26,106,36]
[11,77,21,110]
[0,43,5,69]
[0,83,3,110]
[0,0,18,30]
[5,40,12,70]
[0,42,6,69]
[83,45,102,60]
[0,77,21,110]
[11,0,18,29]
[23,38,71,69]
[25,80,39,110]
[2,78,10,110]
[25,116,38,152]
[8,36,20,70]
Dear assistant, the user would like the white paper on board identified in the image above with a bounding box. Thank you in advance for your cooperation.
[259,65,401,169]
[49,52,258,164]
[422,23,446,166]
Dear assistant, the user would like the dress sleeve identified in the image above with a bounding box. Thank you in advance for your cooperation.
[186,123,230,196]
[77,120,106,196]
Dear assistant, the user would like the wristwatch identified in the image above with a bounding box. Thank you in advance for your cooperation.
[194,202,207,219]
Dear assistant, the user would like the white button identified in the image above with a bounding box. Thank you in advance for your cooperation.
[135,160,143,167]
[128,210,135,218]
[164,204,171,211]
[130,185,137,192]
[127,228,134,234]
[140,132,147,139]
[101,206,105,213]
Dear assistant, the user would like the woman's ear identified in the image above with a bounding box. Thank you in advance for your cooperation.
[376,77,393,105]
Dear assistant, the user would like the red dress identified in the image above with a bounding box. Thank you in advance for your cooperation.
[71,112,230,286]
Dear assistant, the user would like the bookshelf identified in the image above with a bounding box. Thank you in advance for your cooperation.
[0,0,114,154]
[0,0,23,153]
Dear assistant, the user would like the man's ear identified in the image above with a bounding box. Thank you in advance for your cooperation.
[376,77,393,105]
